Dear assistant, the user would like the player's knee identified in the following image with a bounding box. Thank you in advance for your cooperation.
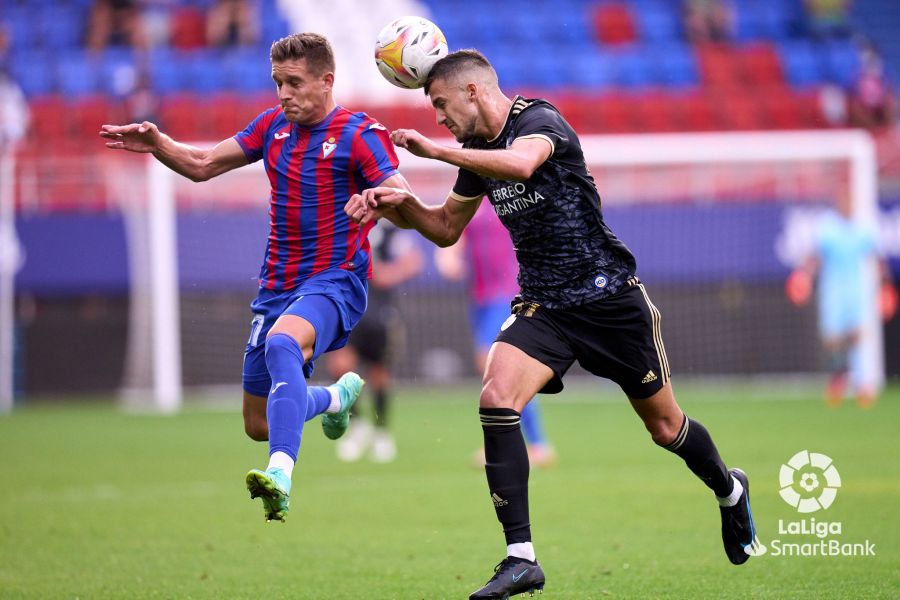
[645,415,682,447]
[479,380,516,409]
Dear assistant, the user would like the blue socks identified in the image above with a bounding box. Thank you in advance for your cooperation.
[520,398,547,446]
[264,333,309,462]
[306,386,332,420]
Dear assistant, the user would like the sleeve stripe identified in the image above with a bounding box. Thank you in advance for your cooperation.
[515,133,555,154]
[449,191,483,203]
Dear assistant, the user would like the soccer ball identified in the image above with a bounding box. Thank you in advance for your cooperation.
[374,16,448,89]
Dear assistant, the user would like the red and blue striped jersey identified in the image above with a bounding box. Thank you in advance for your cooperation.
[234,105,399,292]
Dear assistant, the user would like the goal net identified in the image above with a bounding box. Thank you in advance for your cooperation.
[106,129,879,411]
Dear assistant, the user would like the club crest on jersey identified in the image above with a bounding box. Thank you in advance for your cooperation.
[322,136,337,158]
[594,274,608,288]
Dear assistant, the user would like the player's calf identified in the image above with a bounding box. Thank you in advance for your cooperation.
[659,414,759,564]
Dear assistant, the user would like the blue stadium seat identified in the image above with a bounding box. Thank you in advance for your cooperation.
[3,7,35,51]
[148,50,186,94]
[635,2,681,41]
[530,52,568,89]
[489,53,529,88]
[652,43,700,88]
[39,7,86,49]
[99,49,138,96]
[615,48,654,89]
[778,41,824,88]
[8,51,55,96]
[568,50,617,91]
[184,52,226,93]
[823,40,861,87]
[224,50,273,93]
[56,52,100,97]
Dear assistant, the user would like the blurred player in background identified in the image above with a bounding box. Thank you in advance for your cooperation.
[100,33,415,523]
[347,50,759,598]
[435,201,556,468]
[327,220,423,463]
[787,189,896,407]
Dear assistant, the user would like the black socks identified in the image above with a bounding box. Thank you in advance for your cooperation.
[663,415,733,498]
[481,407,531,544]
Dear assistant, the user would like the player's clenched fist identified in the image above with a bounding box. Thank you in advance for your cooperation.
[345,187,414,225]
[391,129,440,159]
[345,193,373,224]
[99,121,162,153]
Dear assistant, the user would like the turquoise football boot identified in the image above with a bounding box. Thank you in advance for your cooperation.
[246,467,291,522]
[321,372,365,440]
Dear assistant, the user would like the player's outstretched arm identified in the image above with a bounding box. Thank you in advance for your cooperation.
[346,187,479,248]
[100,121,249,182]
[392,129,551,182]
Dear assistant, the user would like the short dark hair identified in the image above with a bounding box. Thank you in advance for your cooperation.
[270,33,335,74]
[424,49,495,95]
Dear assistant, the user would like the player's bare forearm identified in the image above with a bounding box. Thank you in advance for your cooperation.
[152,137,249,183]
[100,122,247,182]
[346,188,471,247]
[392,129,550,181]
[393,199,462,247]
[431,145,539,181]
[151,136,216,182]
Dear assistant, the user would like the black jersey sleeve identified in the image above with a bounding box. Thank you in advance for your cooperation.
[512,105,569,156]
[450,167,486,202]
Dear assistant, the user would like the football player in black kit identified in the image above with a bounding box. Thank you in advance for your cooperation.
[345,50,759,599]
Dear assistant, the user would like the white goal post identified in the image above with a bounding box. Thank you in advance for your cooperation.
[129,128,879,412]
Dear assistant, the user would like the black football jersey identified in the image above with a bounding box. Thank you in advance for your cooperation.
[451,97,637,308]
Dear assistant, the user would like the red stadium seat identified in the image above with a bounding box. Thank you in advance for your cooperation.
[592,3,637,46]
[672,94,716,131]
[69,96,117,139]
[711,90,763,130]
[208,94,242,140]
[158,93,204,140]
[28,95,67,139]
[631,94,677,133]
[593,94,634,133]
[793,92,826,128]
[739,45,784,86]
[760,86,802,129]
[696,45,742,89]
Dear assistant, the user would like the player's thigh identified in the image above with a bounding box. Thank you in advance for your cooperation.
[481,342,555,411]
[493,301,577,395]
[572,284,671,400]
[270,293,345,362]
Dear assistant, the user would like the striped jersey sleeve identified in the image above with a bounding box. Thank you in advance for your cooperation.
[352,121,399,187]
[233,107,279,163]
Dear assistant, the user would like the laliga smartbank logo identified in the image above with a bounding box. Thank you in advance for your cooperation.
[779,450,841,513]
[751,450,876,558]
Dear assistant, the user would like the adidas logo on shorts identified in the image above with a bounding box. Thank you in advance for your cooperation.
[642,370,658,384]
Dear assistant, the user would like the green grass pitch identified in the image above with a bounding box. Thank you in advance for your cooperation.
[2,383,898,599]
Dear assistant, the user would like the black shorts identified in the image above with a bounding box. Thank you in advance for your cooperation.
[347,307,403,364]
[495,282,671,399]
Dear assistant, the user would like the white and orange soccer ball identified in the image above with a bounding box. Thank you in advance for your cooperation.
[374,16,448,89]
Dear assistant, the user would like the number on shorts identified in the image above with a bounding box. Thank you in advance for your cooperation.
[248,314,265,347]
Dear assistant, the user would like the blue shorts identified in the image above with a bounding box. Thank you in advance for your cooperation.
[471,299,513,353]
[819,287,867,338]
[242,268,368,397]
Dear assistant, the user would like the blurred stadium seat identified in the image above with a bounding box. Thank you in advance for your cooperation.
[0,0,895,139]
